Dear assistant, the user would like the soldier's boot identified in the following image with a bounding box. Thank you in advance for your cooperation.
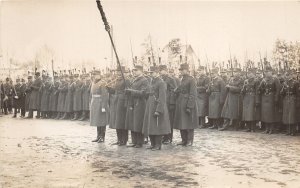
[251,122,256,132]
[55,112,61,119]
[36,111,41,119]
[285,125,291,135]
[112,129,121,145]
[26,110,33,118]
[219,119,230,131]
[71,112,78,121]
[78,111,86,121]
[263,124,269,134]
[147,135,155,149]
[290,124,296,136]
[60,112,67,120]
[97,126,106,143]
[186,129,194,146]
[208,119,217,129]
[12,108,17,118]
[92,126,101,142]
[199,117,206,129]
[177,130,187,146]
[243,122,251,132]
[269,124,274,134]
[152,135,162,151]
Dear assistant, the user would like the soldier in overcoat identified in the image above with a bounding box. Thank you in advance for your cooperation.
[240,68,260,132]
[196,66,210,128]
[56,76,68,119]
[12,78,22,118]
[125,65,149,148]
[71,74,83,120]
[159,64,177,144]
[2,77,13,115]
[90,71,109,143]
[79,75,91,121]
[280,70,299,136]
[40,77,52,118]
[143,66,171,150]
[61,75,75,120]
[258,66,281,134]
[207,68,226,129]
[174,63,198,146]
[107,66,130,146]
[27,72,42,118]
[219,68,244,131]
[48,76,59,119]
[25,76,33,113]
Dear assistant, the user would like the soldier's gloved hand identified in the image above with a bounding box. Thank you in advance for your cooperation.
[185,108,191,115]
[153,111,160,117]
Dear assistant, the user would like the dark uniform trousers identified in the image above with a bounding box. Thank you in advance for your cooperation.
[163,105,175,142]
[149,135,162,148]
[180,129,194,145]
[131,131,144,146]
[96,126,106,140]
[116,129,128,144]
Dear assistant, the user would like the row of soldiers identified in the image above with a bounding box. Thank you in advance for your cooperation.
[0,72,91,120]
[1,61,300,151]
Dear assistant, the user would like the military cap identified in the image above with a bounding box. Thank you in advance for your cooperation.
[211,67,219,74]
[16,78,20,82]
[92,70,101,75]
[74,73,79,78]
[133,65,143,71]
[35,72,40,76]
[21,78,25,82]
[28,76,33,79]
[233,68,241,72]
[6,77,10,81]
[247,68,257,73]
[159,65,168,71]
[179,63,189,71]
[197,66,206,71]
[265,66,273,72]
[148,66,159,72]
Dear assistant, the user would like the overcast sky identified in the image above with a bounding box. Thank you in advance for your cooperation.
[1,0,300,69]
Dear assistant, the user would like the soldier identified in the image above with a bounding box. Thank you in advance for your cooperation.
[72,73,83,120]
[79,74,91,121]
[174,63,198,146]
[207,68,226,129]
[142,65,171,150]
[40,76,52,118]
[219,68,244,131]
[61,75,75,120]
[56,75,68,119]
[12,78,21,118]
[2,77,13,115]
[241,68,260,132]
[196,66,210,128]
[107,66,129,146]
[25,75,33,114]
[48,75,60,119]
[159,64,177,144]
[90,70,109,143]
[258,66,281,134]
[125,65,148,148]
[27,72,42,118]
[280,70,298,136]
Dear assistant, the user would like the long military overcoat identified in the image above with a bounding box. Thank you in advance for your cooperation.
[142,77,171,137]
[207,76,226,119]
[29,77,42,110]
[174,75,199,130]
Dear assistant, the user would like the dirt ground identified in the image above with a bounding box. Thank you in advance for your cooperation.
[0,115,300,188]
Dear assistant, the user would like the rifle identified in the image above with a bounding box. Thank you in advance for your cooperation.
[259,51,265,77]
[130,38,134,65]
[96,0,126,87]
[229,47,233,77]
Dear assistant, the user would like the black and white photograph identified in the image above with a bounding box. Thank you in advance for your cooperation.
[0,0,300,187]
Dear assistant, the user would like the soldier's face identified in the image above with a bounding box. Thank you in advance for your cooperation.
[180,69,188,76]
[265,71,272,77]
[160,70,167,75]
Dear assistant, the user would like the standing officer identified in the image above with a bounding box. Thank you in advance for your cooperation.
[27,72,42,118]
[241,68,260,132]
[143,66,171,150]
[280,70,298,136]
[25,75,33,115]
[196,66,210,128]
[107,66,130,146]
[125,65,148,148]
[159,64,177,144]
[219,68,243,131]
[72,73,83,120]
[207,68,226,129]
[62,75,75,120]
[2,77,13,115]
[174,63,198,146]
[90,71,109,143]
[79,74,91,121]
[258,66,281,134]
[12,78,21,118]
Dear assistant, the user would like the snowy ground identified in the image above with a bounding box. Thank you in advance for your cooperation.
[0,115,300,188]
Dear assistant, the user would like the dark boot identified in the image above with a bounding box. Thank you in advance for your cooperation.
[26,110,33,118]
[147,135,155,149]
[152,135,162,151]
[78,111,86,121]
[290,124,296,136]
[71,112,78,121]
